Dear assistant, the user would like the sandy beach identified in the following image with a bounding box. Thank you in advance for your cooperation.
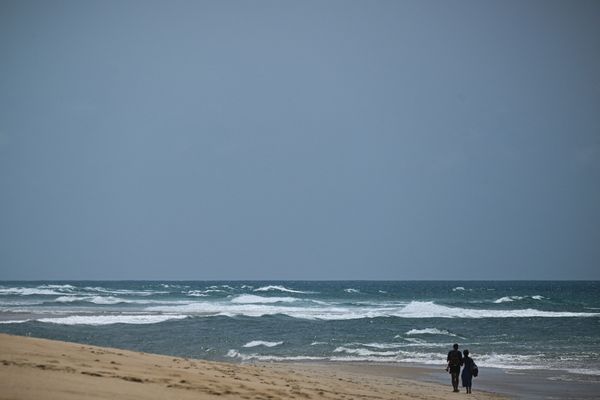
[0,333,508,400]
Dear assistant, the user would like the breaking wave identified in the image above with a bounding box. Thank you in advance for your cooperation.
[225,347,600,374]
[242,340,283,348]
[253,285,311,294]
[0,287,66,296]
[494,295,545,304]
[35,314,188,325]
[231,295,299,304]
[405,328,458,336]
[399,301,596,318]
[54,296,126,305]
[145,300,599,320]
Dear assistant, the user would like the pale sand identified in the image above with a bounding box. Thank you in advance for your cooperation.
[0,334,508,400]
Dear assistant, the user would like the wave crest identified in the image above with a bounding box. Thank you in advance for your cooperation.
[494,295,546,304]
[231,295,299,304]
[400,301,596,319]
[146,300,599,320]
[242,340,283,348]
[405,328,457,336]
[253,285,310,294]
[36,314,188,325]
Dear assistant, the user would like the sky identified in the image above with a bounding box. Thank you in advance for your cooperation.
[1,0,599,280]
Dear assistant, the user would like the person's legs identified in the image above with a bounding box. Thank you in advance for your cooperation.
[461,370,474,394]
[451,371,459,391]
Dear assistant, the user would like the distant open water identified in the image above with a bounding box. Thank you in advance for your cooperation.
[1,281,599,382]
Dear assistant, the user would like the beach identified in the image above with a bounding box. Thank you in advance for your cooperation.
[0,333,507,400]
[3,0,599,396]
[2,281,598,375]
[2,281,599,399]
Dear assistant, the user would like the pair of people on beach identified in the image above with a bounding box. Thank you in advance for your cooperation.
[446,343,477,394]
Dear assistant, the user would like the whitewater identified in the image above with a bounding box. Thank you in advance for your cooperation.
[1,280,599,382]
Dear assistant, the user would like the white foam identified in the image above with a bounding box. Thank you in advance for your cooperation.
[0,287,64,296]
[145,302,380,320]
[145,300,599,320]
[405,328,457,336]
[349,342,406,349]
[161,284,189,290]
[0,319,31,324]
[399,301,598,319]
[83,287,164,296]
[226,349,241,358]
[242,340,283,348]
[226,347,598,372]
[344,288,360,293]
[88,296,127,305]
[208,285,235,290]
[231,295,299,304]
[54,296,79,302]
[475,352,543,369]
[452,287,465,291]
[187,291,209,297]
[494,296,516,303]
[54,296,126,305]
[0,299,46,306]
[494,296,527,303]
[52,296,182,305]
[472,352,599,373]
[41,284,76,290]
[226,349,325,362]
[226,349,447,364]
[494,295,545,303]
[36,314,188,325]
[334,347,450,362]
[253,285,310,294]
[565,368,600,376]
[334,346,398,357]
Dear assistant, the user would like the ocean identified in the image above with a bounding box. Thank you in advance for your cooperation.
[1,281,598,382]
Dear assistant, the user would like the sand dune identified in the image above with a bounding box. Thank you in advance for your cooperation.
[0,333,506,400]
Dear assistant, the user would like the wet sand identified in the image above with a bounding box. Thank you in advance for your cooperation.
[289,362,600,400]
[0,333,507,400]
[456,366,600,400]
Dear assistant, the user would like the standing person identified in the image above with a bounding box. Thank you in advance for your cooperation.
[446,343,463,392]
[461,349,477,394]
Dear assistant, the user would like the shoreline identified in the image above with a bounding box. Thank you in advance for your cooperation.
[263,361,600,400]
[0,333,507,400]
[2,333,599,399]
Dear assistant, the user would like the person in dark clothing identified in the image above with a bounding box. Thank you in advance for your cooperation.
[461,349,476,394]
[446,343,463,392]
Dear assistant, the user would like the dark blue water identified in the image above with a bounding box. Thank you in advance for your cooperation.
[1,281,599,382]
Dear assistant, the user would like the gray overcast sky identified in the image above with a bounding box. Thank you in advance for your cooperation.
[1,0,599,280]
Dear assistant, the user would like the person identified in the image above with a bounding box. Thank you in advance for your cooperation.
[461,349,477,394]
[446,343,463,392]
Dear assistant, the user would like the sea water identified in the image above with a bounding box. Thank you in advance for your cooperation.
[1,281,598,381]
